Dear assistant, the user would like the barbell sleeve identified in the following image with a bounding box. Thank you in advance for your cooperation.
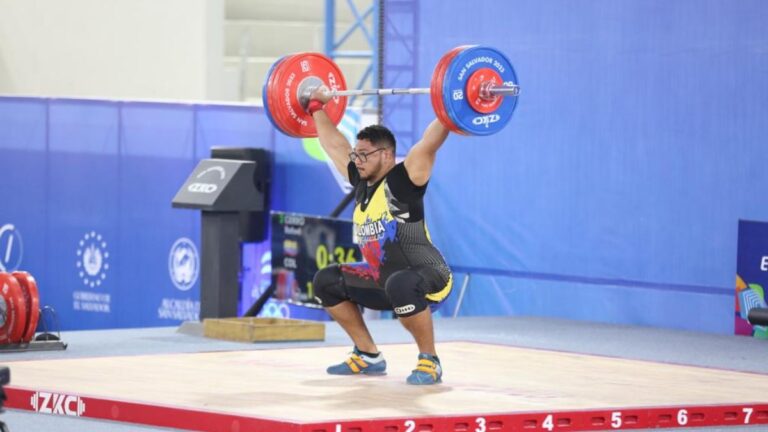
[485,85,521,96]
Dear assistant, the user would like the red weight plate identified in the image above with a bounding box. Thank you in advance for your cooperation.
[466,67,504,114]
[431,46,471,134]
[430,47,461,132]
[267,54,301,137]
[430,50,455,132]
[270,53,319,138]
[268,52,347,137]
[0,272,27,344]
[446,46,475,133]
[274,54,310,138]
[12,271,40,343]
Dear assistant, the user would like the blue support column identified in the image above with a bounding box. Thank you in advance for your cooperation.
[324,0,335,57]
[324,0,418,147]
[324,0,379,109]
[381,0,418,153]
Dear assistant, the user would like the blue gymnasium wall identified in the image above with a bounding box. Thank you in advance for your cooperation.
[384,1,768,333]
[3,1,767,333]
[0,97,345,330]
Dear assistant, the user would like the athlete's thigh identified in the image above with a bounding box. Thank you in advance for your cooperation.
[412,265,452,296]
[339,262,392,311]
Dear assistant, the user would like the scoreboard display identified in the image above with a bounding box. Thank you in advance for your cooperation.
[270,212,361,307]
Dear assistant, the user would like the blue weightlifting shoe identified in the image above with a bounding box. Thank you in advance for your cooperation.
[406,353,442,385]
[327,347,387,376]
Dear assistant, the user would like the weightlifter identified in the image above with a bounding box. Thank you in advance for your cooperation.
[308,88,453,385]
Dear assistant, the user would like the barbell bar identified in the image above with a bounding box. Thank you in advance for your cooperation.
[313,84,519,98]
[263,45,520,137]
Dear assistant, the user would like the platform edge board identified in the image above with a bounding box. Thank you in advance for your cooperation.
[202,317,325,342]
[305,404,768,431]
[5,386,767,432]
[4,386,302,432]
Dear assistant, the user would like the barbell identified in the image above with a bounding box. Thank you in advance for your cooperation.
[262,45,520,137]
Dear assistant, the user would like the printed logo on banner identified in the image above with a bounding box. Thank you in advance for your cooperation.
[73,231,111,313]
[260,300,290,318]
[157,298,200,321]
[0,224,24,272]
[168,237,199,291]
[31,391,86,417]
[736,220,768,339]
[158,237,201,321]
[77,231,109,288]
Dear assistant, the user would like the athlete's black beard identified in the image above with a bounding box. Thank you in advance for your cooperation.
[361,161,386,183]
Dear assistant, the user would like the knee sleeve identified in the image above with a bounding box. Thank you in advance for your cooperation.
[384,270,429,318]
[312,264,347,307]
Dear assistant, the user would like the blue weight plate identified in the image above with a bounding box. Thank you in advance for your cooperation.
[442,46,518,136]
[262,55,288,134]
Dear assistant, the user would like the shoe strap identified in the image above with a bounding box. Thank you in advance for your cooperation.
[414,358,439,380]
[346,354,369,373]
[417,358,437,368]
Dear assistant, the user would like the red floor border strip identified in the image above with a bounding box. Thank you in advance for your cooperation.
[308,405,768,432]
[6,386,768,431]
[5,386,300,432]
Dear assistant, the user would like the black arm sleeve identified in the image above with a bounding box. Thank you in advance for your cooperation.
[387,162,428,199]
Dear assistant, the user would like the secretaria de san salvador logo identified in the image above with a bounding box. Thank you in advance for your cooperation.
[168,237,199,291]
[76,231,110,288]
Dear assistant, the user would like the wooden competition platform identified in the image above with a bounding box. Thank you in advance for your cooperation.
[4,341,768,431]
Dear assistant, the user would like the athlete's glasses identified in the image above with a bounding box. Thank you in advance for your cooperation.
[349,148,386,163]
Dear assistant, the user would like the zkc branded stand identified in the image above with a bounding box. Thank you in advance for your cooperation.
[172,148,271,320]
